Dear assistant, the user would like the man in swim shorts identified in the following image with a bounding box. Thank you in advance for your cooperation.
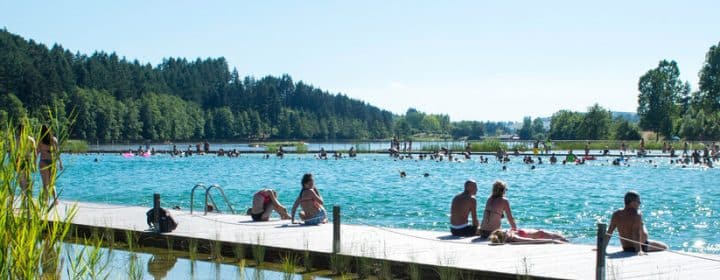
[247,189,291,221]
[449,180,479,236]
[604,191,667,254]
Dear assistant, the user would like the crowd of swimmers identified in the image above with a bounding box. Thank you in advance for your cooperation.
[449,179,668,253]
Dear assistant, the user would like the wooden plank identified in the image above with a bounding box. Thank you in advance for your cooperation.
[51,200,720,280]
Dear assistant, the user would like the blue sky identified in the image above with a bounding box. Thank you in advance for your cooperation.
[2,1,719,121]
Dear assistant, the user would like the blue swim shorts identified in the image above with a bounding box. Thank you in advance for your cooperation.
[304,208,327,225]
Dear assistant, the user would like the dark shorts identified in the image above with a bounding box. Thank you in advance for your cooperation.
[450,224,478,237]
[623,241,649,253]
[479,229,493,239]
[251,212,264,221]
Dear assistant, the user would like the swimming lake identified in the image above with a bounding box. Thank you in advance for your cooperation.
[54,153,719,254]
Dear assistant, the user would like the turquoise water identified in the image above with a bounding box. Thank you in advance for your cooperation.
[55,153,719,254]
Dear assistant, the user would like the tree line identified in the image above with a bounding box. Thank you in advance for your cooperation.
[0,29,514,142]
[2,28,717,142]
[516,40,720,141]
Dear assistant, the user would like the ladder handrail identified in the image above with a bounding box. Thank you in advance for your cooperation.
[189,183,207,215]
[204,184,236,215]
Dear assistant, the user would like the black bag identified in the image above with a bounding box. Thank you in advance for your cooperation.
[146,207,178,233]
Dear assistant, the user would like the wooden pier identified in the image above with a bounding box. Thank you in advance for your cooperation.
[51,200,720,279]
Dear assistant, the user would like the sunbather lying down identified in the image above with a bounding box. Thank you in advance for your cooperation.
[489,229,568,245]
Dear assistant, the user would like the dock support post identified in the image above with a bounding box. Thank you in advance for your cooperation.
[153,193,161,233]
[333,205,340,254]
[596,223,607,280]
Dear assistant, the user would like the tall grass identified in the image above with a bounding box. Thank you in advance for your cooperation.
[62,139,89,153]
[126,253,144,280]
[188,238,199,261]
[469,139,508,152]
[252,235,266,266]
[302,238,312,272]
[235,259,247,280]
[280,253,298,280]
[330,253,352,275]
[0,117,77,279]
[516,257,533,280]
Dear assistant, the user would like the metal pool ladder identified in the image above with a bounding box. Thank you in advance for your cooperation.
[190,183,236,215]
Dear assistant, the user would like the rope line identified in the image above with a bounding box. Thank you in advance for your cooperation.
[604,232,720,263]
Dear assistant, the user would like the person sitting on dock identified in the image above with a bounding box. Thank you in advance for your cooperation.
[247,189,291,221]
[603,191,668,254]
[449,180,479,237]
[290,173,327,225]
[489,229,567,245]
[479,180,517,239]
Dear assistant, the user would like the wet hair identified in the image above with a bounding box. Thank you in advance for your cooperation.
[41,125,53,145]
[464,180,476,192]
[624,191,640,205]
[491,180,507,199]
[489,229,507,244]
[301,173,313,187]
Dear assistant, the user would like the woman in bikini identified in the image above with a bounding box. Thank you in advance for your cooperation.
[489,229,567,245]
[247,188,291,221]
[290,173,327,225]
[38,125,63,202]
[479,180,517,238]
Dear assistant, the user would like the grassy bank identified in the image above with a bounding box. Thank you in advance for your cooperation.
[63,139,89,153]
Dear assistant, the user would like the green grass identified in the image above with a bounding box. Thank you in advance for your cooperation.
[302,238,312,272]
[280,253,299,280]
[1,117,78,279]
[252,235,266,266]
[468,139,508,152]
[330,253,352,275]
[62,139,89,153]
[126,253,144,280]
[188,239,198,261]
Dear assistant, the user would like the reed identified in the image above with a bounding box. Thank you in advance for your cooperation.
[124,230,139,252]
[301,238,312,272]
[126,253,143,280]
[280,253,298,280]
[469,139,508,152]
[330,253,352,275]
[235,259,246,280]
[252,235,266,266]
[233,243,246,262]
[516,257,533,280]
[188,239,198,261]
[84,237,113,280]
[0,116,77,279]
[435,255,459,280]
[212,236,223,262]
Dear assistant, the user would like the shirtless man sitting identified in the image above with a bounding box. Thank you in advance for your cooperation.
[449,180,479,236]
[246,189,291,221]
[604,191,668,254]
